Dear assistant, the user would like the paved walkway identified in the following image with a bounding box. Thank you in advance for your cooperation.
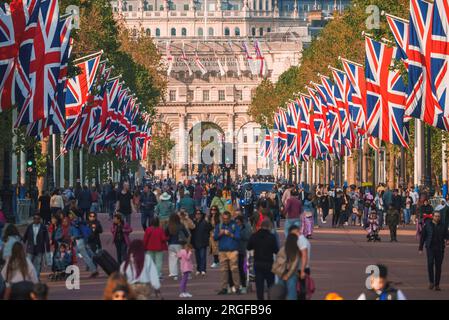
[43,213,449,300]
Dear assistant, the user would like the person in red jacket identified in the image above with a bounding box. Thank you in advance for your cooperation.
[143,217,168,279]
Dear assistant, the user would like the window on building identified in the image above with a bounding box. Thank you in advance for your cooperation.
[169,90,176,101]
[255,135,259,142]
[155,28,160,36]
[184,4,189,10]
[219,90,225,101]
[146,28,151,36]
[208,27,214,36]
[267,27,271,33]
[187,90,194,102]
[224,27,230,36]
[235,27,240,36]
[259,0,262,10]
[251,27,256,36]
[171,28,176,36]
[243,135,247,143]
[129,5,133,11]
[182,28,187,36]
[169,3,176,10]
[148,4,154,10]
[160,5,164,10]
[235,90,242,101]
[198,27,203,36]
[203,90,210,101]
[259,27,263,36]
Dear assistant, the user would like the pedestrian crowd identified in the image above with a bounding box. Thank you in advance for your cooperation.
[0,176,448,300]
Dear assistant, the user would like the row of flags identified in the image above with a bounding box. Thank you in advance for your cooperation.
[166,40,267,77]
[261,0,449,164]
[0,0,152,161]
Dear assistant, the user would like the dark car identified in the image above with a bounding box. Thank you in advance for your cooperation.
[239,182,276,203]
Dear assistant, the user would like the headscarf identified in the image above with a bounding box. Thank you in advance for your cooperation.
[435,199,447,212]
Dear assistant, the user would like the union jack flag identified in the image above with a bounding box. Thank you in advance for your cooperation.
[298,95,312,161]
[311,81,333,154]
[274,109,288,162]
[340,57,367,136]
[286,101,299,159]
[431,0,449,118]
[407,0,448,130]
[365,36,408,148]
[16,0,61,127]
[331,67,354,154]
[0,0,40,111]
[307,87,329,158]
[259,128,272,159]
[386,13,409,66]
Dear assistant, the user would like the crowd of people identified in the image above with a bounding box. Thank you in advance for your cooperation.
[0,175,448,300]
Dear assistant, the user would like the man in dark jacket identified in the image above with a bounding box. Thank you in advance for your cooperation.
[391,189,403,212]
[419,211,449,291]
[87,212,103,253]
[235,215,252,294]
[191,210,212,275]
[23,214,50,279]
[140,185,158,231]
[77,185,92,220]
[386,204,400,242]
[247,219,279,300]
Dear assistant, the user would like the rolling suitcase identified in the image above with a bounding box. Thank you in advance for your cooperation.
[93,249,119,275]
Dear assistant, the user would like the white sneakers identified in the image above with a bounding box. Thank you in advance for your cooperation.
[210,262,219,268]
[201,271,206,276]
[195,271,201,276]
[179,292,193,298]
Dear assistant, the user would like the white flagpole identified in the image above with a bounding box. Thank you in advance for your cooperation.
[60,135,65,188]
[52,135,56,187]
[20,150,25,185]
[69,150,73,187]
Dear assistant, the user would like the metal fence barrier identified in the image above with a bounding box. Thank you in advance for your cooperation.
[17,199,32,224]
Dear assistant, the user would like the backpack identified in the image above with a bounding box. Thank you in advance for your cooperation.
[297,273,316,300]
[271,249,288,277]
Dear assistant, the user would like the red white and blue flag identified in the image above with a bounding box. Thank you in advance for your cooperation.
[365,36,408,147]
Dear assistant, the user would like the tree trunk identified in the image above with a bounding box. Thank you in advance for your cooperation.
[37,137,49,196]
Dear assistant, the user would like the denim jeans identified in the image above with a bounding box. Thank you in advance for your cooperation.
[279,273,298,300]
[255,265,275,300]
[194,247,207,273]
[27,253,43,279]
[75,239,97,273]
[403,208,411,224]
[141,209,154,231]
[284,218,301,237]
[90,202,99,214]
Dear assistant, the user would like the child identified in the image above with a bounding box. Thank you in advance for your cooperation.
[51,243,72,280]
[111,213,132,265]
[177,243,193,298]
[366,210,381,242]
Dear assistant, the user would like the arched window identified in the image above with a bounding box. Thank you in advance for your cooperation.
[208,27,214,36]
[182,28,187,36]
[146,28,151,36]
[155,28,160,36]
[235,27,240,36]
[198,27,203,36]
[171,28,176,36]
[251,27,256,36]
[259,27,263,36]
[224,27,230,36]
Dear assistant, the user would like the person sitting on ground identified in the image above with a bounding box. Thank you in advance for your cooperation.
[357,264,406,300]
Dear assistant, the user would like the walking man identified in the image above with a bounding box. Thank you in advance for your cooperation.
[140,185,157,231]
[23,214,50,279]
[283,191,302,236]
[214,211,241,295]
[419,211,449,291]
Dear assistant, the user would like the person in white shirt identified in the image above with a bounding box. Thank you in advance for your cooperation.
[1,242,38,299]
[120,239,161,300]
[288,224,312,300]
[357,264,406,300]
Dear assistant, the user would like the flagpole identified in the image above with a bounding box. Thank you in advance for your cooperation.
[204,0,207,41]
[79,149,83,186]
[20,150,25,186]
[60,135,65,188]
[52,135,56,188]
[68,150,73,187]
[72,50,104,63]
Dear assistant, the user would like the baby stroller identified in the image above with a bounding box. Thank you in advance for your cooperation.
[365,212,381,242]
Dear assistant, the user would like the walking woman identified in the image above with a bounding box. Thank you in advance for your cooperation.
[272,233,300,300]
[50,190,64,217]
[1,242,38,299]
[208,205,221,269]
[111,213,133,265]
[165,214,189,281]
[302,194,314,239]
[2,224,22,260]
[120,240,161,300]
[143,217,168,278]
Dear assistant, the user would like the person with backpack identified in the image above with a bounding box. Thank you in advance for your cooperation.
[289,225,312,300]
[165,214,190,281]
[155,192,175,227]
[272,233,300,300]
[357,264,406,300]
[70,216,99,278]
[111,213,133,266]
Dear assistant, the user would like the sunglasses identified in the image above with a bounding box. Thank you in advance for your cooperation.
[89,215,96,218]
